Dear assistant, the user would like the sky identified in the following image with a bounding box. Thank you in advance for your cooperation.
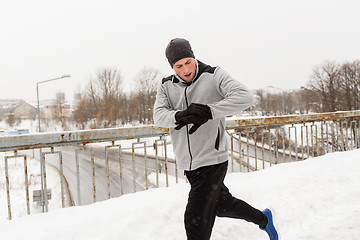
[1,148,359,239]
[1,0,360,103]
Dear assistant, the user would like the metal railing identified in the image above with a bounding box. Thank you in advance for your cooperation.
[1,110,359,220]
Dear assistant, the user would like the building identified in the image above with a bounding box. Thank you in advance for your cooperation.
[0,96,72,123]
[0,99,37,121]
[13,101,37,120]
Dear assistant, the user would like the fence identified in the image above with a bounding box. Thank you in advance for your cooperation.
[0,110,359,220]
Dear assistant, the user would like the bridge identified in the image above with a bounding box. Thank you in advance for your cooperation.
[1,110,359,220]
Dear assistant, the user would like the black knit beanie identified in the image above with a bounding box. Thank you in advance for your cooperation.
[165,38,195,67]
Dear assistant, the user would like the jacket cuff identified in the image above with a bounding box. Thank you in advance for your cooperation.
[175,111,184,122]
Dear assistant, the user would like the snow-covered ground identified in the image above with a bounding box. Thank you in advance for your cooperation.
[0,119,62,134]
[0,152,72,221]
[0,149,359,240]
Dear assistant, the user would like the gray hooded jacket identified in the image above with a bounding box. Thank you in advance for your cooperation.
[153,60,254,171]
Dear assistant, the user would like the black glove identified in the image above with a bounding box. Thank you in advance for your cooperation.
[175,103,212,122]
[175,115,209,134]
[174,103,212,134]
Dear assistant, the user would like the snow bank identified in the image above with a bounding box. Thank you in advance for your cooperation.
[0,149,359,240]
[0,152,72,221]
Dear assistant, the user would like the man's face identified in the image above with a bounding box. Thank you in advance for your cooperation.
[173,57,196,83]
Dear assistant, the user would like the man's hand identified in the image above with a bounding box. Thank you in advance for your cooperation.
[175,115,209,134]
[175,103,212,122]
[174,103,212,134]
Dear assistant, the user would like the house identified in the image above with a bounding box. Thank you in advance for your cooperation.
[13,101,37,120]
[0,96,72,123]
[0,99,37,121]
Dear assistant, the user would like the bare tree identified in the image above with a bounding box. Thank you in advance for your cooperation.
[87,80,100,116]
[308,61,341,112]
[73,67,124,128]
[6,110,15,127]
[307,60,360,112]
[73,98,90,129]
[89,68,123,126]
[338,60,360,110]
[254,89,294,116]
[299,87,320,113]
[253,60,360,115]
[254,89,267,115]
[133,67,162,123]
[53,92,67,128]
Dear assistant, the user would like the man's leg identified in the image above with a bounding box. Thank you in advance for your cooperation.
[215,171,279,240]
[184,161,228,240]
[216,183,268,228]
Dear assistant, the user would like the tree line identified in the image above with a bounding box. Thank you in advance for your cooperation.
[254,60,360,115]
[3,59,358,131]
[50,59,360,129]
[73,67,160,129]
[307,60,360,112]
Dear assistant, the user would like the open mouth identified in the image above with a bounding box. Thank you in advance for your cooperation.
[184,73,192,78]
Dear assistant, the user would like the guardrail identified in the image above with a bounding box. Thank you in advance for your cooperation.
[1,110,359,220]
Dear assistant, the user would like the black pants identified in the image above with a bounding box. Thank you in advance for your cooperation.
[184,161,267,240]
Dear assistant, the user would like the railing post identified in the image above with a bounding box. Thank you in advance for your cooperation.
[132,139,147,192]
[38,148,46,213]
[230,134,234,172]
[246,131,250,172]
[4,155,12,220]
[281,127,286,163]
[75,148,81,205]
[105,147,111,199]
[239,130,243,172]
[155,138,168,187]
[90,149,96,203]
[261,130,265,169]
[41,150,49,212]
[118,145,123,195]
[23,155,30,215]
[254,131,258,170]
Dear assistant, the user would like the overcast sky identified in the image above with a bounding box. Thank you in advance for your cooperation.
[1,0,359,103]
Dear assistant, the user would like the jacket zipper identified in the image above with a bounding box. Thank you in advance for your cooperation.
[184,86,193,170]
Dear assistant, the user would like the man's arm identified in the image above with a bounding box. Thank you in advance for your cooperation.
[208,68,254,119]
[153,83,178,128]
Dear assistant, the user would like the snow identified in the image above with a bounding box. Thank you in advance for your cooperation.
[0,119,51,134]
[0,152,72,220]
[1,149,359,239]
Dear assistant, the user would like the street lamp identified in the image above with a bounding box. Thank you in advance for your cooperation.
[267,85,285,115]
[36,74,70,213]
[36,74,71,132]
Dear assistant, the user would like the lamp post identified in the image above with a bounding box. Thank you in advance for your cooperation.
[268,85,285,115]
[36,74,70,212]
[36,74,71,132]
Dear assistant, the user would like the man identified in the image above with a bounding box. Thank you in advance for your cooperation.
[153,38,278,240]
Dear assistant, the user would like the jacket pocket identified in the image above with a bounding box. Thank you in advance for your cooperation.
[215,128,220,150]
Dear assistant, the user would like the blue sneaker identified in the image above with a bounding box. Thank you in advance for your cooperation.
[260,208,279,240]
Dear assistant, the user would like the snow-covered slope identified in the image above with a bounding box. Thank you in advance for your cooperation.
[1,149,359,240]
